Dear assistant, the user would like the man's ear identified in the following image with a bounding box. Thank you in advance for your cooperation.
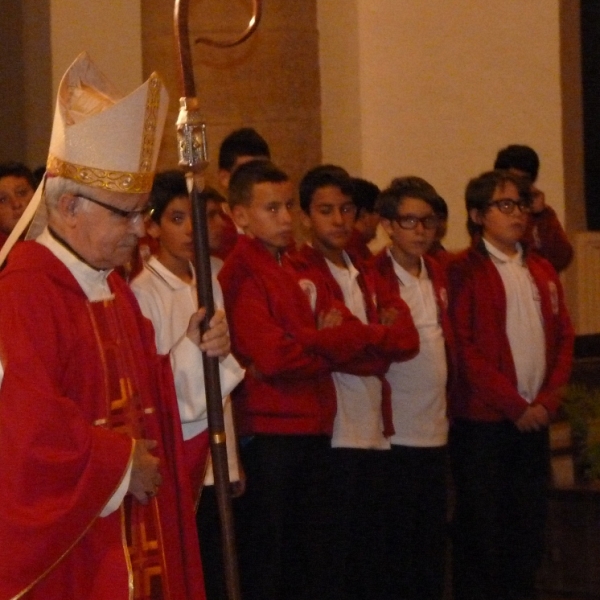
[300,209,312,231]
[57,194,81,225]
[380,217,394,237]
[231,204,248,231]
[146,219,161,240]
[217,169,231,192]
[469,207,483,226]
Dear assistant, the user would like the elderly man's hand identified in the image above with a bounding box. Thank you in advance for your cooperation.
[186,308,231,359]
[129,439,162,504]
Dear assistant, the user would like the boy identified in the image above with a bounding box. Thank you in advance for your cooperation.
[218,159,403,600]
[130,170,245,598]
[291,165,419,599]
[0,162,36,248]
[373,176,453,600]
[448,170,574,600]
[345,176,381,261]
[494,144,573,272]
[214,127,272,259]
[217,127,271,190]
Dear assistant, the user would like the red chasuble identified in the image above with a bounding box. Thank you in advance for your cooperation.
[0,241,205,600]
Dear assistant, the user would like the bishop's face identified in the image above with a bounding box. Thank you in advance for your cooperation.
[67,187,149,270]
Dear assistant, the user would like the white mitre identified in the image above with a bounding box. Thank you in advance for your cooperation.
[0,52,169,266]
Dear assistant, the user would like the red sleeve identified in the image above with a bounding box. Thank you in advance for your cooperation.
[331,267,419,376]
[531,263,575,415]
[526,206,573,272]
[226,271,368,380]
[0,276,132,599]
[448,259,530,422]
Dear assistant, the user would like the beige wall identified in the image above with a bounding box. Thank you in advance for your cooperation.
[141,0,322,190]
[0,0,143,168]
[318,0,581,253]
[22,0,52,168]
[49,0,143,96]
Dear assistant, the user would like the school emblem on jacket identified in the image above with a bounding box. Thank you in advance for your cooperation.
[298,278,317,312]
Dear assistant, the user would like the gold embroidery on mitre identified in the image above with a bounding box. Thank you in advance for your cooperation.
[138,74,162,173]
[46,155,154,193]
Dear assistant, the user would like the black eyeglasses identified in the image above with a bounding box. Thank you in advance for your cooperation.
[77,194,151,223]
[486,198,531,215]
[394,214,439,230]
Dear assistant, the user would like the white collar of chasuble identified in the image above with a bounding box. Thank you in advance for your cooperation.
[37,227,113,301]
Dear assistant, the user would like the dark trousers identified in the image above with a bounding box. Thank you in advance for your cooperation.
[449,420,550,600]
[235,434,333,600]
[382,444,448,600]
[196,485,236,600]
[324,447,389,600]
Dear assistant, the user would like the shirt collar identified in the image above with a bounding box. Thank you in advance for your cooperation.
[36,227,113,301]
[325,250,359,279]
[387,248,428,285]
[483,237,524,266]
[145,255,195,291]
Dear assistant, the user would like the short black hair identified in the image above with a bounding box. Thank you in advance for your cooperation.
[299,164,354,214]
[228,159,289,208]
[377,176,443,221]
[150,170,188,223]
[494,144,540,182]
[351,178,380,218]
[430,194,448,220]
[465,169,531,237]
[0,162,36,190]
[150,170,226,223]
[218,128,271,172]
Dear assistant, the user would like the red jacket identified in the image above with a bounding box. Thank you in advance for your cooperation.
[218,236,391,436]
[289,245,420,436]
[345,228,374,263]
[373,249,456,393]
[290,245,419,371]
[447,240,574,423]
[525,205,573,273]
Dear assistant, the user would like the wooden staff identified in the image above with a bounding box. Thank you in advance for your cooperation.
[173,2,262,598]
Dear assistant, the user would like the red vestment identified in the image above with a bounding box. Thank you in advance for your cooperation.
[0,241,205,600]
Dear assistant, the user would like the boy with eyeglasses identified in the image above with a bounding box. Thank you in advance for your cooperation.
[372,176,453,600]
[218,159,407,600]
[447,170,574,600]
[289,165,419,599]
[494,144,573,272]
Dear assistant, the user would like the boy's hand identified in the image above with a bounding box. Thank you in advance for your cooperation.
[186,308,231,358]
[515,404,549,432]
[379,307,399,326]
[530,186,546,214]
[317,308,343,329]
